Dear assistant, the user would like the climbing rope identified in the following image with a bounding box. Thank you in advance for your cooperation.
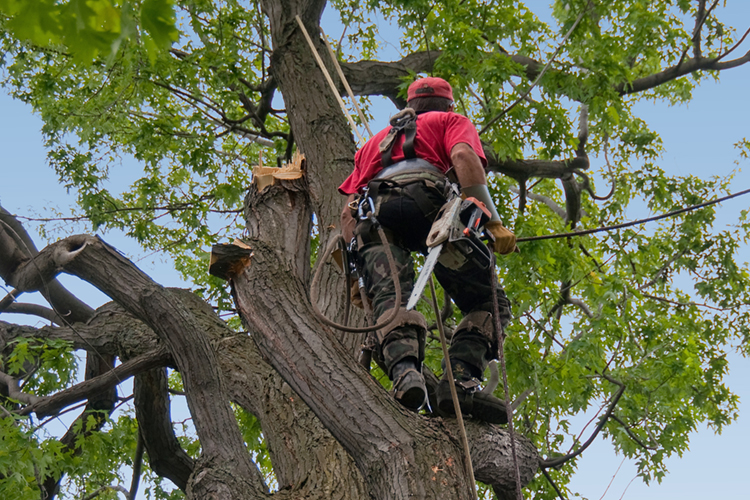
[309,216,402,333]
[429,276,478,500]
[491,254,524,500]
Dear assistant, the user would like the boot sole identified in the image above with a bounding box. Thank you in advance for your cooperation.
[436,379,508,424]
[472,392,508,425]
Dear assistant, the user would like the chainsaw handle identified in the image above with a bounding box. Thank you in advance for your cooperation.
[461,197,491,238]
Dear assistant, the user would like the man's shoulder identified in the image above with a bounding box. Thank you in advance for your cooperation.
[417,111,473,126]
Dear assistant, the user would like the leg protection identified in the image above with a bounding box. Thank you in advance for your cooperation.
[449,310,495,377]
[373,307,427,378]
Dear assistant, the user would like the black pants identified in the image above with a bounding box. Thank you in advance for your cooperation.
[354,179,511,376]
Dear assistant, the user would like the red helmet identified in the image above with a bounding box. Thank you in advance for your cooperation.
[407,77,454,101]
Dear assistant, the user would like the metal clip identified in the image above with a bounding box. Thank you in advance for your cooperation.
[357,188,376,220]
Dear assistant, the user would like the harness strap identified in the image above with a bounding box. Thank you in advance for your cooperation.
[402,118,417,160]
[379,108,418,167]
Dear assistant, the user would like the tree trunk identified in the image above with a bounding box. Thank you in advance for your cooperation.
[1,0,541,495]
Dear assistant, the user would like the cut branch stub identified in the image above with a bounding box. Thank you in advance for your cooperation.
[209,240,253,281]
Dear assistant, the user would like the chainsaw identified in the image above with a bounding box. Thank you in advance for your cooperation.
[406,196,494,310]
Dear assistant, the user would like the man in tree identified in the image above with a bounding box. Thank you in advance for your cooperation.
[340,77,517,423]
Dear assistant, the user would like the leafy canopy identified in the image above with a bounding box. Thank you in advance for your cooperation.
[2,0,749,498]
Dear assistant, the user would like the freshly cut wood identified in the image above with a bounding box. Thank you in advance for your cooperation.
[252,151,305,191]
[209,239,253,280]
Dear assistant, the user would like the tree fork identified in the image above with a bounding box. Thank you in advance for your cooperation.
[51,235,270,498]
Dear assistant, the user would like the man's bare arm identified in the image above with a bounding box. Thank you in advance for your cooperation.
[450,142,487,187]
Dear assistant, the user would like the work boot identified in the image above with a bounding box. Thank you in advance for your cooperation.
[436,359,508,425]
[390,358,427,411]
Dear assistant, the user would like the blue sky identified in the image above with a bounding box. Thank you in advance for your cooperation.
[1,1,749,499]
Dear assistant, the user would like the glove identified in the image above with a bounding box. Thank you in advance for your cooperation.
[485,221,518,255]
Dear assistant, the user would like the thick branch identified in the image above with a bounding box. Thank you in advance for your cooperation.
[693,0,708,58]
[485,148,589,184]
[134,368,194,491]
[2,303,64,324]
[618,52,750,95]
[0,303,160,359]
[55,235,268,496]
[0,370,41,405]
[0,206,94,323]
[24,348,171,418]
[341,51,437,105]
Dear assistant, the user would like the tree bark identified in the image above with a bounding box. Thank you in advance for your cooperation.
[231,171,539,497]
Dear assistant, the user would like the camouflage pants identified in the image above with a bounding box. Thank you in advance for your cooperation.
[354,178,512,379]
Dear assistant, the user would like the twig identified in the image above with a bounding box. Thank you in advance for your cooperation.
[480,9,586,136]
[564,402,606,456]
[642,293,728,312]
[618,475,638,500]
[542,468,567,500]
[610,414,658,451]
[524,312,565,350]
[36,401,89,429]
[640,248,689,289]
[541,374,625,468]
[716,26,750,62]
[81,485,129,500]
[599,457,626,500]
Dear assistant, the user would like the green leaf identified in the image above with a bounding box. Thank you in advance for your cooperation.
[141,0,179,48]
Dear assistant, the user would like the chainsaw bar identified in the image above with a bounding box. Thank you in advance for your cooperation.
[406,242,443,310]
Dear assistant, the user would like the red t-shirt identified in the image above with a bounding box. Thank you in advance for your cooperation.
[338,111,487,194]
